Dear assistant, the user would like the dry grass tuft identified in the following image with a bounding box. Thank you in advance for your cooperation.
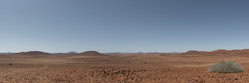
[208,61,244,73]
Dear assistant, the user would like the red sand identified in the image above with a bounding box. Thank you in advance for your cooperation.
[0,50,249,82]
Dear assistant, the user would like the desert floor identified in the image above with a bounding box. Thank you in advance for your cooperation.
[0,54,248,83]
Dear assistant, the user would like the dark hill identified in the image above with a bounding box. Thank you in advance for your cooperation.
[183,50,209,55]
[80,51,107,56]
[16,51,50,55]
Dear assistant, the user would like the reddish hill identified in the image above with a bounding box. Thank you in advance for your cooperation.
[16,51,50,55]
[209,49,249,55]
[209,49,229,55]
[80,51,107,56]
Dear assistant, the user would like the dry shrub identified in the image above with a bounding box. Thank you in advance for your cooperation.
[208,61,244,73]
[8,63,13,65]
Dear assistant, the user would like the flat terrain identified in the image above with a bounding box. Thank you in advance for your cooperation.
[0,53,249,83]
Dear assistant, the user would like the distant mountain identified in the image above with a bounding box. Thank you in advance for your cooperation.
[16,51,50,55]
[80,51,107,56]
[183,49,249,56]
[0,52,14,55]
[183,50,209,55]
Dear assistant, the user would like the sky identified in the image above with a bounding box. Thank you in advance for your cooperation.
[1,0,249,53]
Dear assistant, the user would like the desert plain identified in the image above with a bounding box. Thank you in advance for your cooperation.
[0,50,249,83]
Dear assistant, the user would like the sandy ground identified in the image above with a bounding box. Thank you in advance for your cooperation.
[0,54,249,83]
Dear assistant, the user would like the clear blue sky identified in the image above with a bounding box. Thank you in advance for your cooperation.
[1,0,249,53]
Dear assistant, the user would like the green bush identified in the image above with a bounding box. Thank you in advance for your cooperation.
[208,61,244,73]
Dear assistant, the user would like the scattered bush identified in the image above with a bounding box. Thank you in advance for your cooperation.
[208,61,244,73]
[160,53,171,56]
[8,63,13,65]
